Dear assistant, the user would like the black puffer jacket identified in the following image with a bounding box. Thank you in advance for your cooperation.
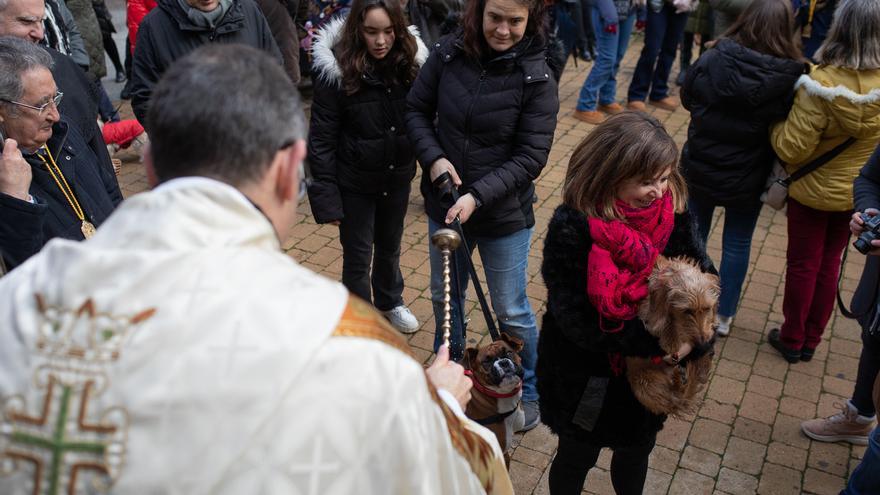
[131,0,280,124]
[406,32,559,238]
[306,17,428,223]
[0,119,123,269]
[681,38,806,206]
[537,205,715,448]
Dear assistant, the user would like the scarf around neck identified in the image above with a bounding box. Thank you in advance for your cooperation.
[587,191,674,324]
[176,0,233,29]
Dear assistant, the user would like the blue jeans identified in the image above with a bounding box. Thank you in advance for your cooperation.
[627,2,688,102]
[688,197,762,318]
[428,218,539,403]
[576,7,636,111]
[843,427,880,495]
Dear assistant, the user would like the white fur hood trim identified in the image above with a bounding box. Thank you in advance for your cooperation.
[310,16,430,88]
[795,74,880,105]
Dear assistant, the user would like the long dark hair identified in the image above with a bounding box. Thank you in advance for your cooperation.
[461,0,546,60]
[336,0,419,95]
[723,0,804,61]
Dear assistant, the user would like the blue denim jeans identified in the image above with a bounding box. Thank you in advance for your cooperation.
[627,2,688,102]
[688,197,762,318]
[428,218,539,403]
[576,7,636,111]
[843,427,880,495]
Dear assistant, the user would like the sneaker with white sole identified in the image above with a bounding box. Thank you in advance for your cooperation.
[518,401,540,433]
[716,315,732,337]
[801,401,875,445]
[383,305,419,334]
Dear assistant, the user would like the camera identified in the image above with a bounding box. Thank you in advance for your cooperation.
[853,212,880,254]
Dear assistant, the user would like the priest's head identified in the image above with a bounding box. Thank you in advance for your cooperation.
[144,44,307,238]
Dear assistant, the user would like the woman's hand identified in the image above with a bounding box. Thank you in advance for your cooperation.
[445,193,477,225]
[0,139,32,202]
[851,209,880,255]
[429,158,461,185]
[663,342,693,365]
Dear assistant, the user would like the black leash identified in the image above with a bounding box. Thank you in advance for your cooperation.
[435,173,502,342]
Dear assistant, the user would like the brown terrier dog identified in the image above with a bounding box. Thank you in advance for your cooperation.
[626,256,719,416]
[461,333,526,465]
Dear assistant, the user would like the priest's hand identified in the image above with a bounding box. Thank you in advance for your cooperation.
[427,345,472,409]
[0,139,32,202]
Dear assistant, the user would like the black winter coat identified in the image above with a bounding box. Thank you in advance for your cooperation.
[48,48,116,177]
[406,33,559,238]
[852,145,880,332]
[306,18,428,224]
[131,0,281,124]
[0,119,123,269]
[537,205,715,448]
[681,38,805,206]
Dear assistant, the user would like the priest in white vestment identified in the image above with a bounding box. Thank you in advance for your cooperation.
[0,44,512,495]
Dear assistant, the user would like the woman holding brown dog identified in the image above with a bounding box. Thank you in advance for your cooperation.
[537,112,715,494]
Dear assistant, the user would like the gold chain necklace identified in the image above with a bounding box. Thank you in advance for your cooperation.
[36,145,96,239]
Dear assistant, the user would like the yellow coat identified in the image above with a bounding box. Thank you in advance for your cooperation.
[771,66,880,212]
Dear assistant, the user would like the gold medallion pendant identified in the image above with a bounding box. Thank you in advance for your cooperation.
[81,221,96,239]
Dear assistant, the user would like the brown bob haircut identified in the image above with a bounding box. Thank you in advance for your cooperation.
[461,0,547,60]
[721,0,805,61]
[563,112,688,221]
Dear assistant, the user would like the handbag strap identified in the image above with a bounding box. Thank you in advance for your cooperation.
[785,137,858,185]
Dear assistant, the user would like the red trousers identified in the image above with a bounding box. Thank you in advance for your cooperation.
[780,199,852,350]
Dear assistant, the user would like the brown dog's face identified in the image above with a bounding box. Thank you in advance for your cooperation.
[643,256,719,344]
[462,334,525,393]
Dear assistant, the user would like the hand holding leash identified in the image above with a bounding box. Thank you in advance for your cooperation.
[445,193,477,225]
[427,345,472,409]
[663,342,693,365]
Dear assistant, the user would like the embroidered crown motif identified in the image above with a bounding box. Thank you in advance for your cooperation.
[33,294,155,364]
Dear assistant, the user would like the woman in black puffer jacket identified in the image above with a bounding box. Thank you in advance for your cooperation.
[681,0,806,336]
[307,0,428,334]
[406,0,560,431]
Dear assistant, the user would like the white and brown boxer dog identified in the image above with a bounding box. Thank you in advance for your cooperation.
[461,333,526,466]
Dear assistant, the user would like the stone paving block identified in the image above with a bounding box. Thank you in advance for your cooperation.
[669,468,716,495]
[829,337,863,358]
[752,351,789,381]
[584,467,614,495]
[690,418,732,455]
[707,375,746,405]
[733,416,772,444]
[657,417,693,451]
[826,352,860,381]
[766,441,809,471]
[509,460,543,495]
[518,425,557,455]
[802,467,846,495]
[738,392,779,425]
[649,445,681,475]
[758,463,802,495]
[680,445,722,477]
[716,467,759,495]
[783,371,823,403]
[746,375,784,399]
[772,414,812,449]
[644,468,673,494]
[822,375,856,398]
[698,399,738,424]
[715,359,753,381]
[807,442,851,477]
[512,447,552,471]
[721,437,766,475]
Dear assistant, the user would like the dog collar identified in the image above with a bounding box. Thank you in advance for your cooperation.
[464,370,523,399]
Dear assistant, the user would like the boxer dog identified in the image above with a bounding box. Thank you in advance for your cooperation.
[461,333,526,466]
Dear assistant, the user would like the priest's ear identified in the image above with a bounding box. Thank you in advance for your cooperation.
[143,141,159,189]
[274,138,307,203]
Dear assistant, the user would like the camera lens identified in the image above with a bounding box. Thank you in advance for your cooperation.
[854,236,873,255]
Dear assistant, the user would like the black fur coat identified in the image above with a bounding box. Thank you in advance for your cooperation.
[536,204,715,448]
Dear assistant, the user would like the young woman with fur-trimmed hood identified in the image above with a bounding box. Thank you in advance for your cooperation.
[767,0,880,364]
[306,0,428,333]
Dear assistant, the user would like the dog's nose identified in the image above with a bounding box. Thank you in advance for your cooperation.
[496,358,515,373]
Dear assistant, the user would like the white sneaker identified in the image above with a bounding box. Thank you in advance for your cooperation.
[383,305,419,334]
[716,315,732,337]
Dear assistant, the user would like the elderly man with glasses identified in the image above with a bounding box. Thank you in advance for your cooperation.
[0,36,122,269]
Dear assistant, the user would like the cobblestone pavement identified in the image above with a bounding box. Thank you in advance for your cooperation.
[115,35,870,494]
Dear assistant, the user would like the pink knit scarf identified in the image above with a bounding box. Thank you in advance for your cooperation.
[587,192,674,324]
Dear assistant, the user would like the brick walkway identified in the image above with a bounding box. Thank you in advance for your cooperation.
[115,35,869,495]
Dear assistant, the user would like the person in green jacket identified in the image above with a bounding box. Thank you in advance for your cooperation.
[708,0,750,37]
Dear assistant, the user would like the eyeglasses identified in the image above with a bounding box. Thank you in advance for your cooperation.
[1,91,63,115]
[278,138,310,201]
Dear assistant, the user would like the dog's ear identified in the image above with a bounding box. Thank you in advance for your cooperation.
[500,333,524,353]
[642,263,673,336]
[461,347,479,371]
